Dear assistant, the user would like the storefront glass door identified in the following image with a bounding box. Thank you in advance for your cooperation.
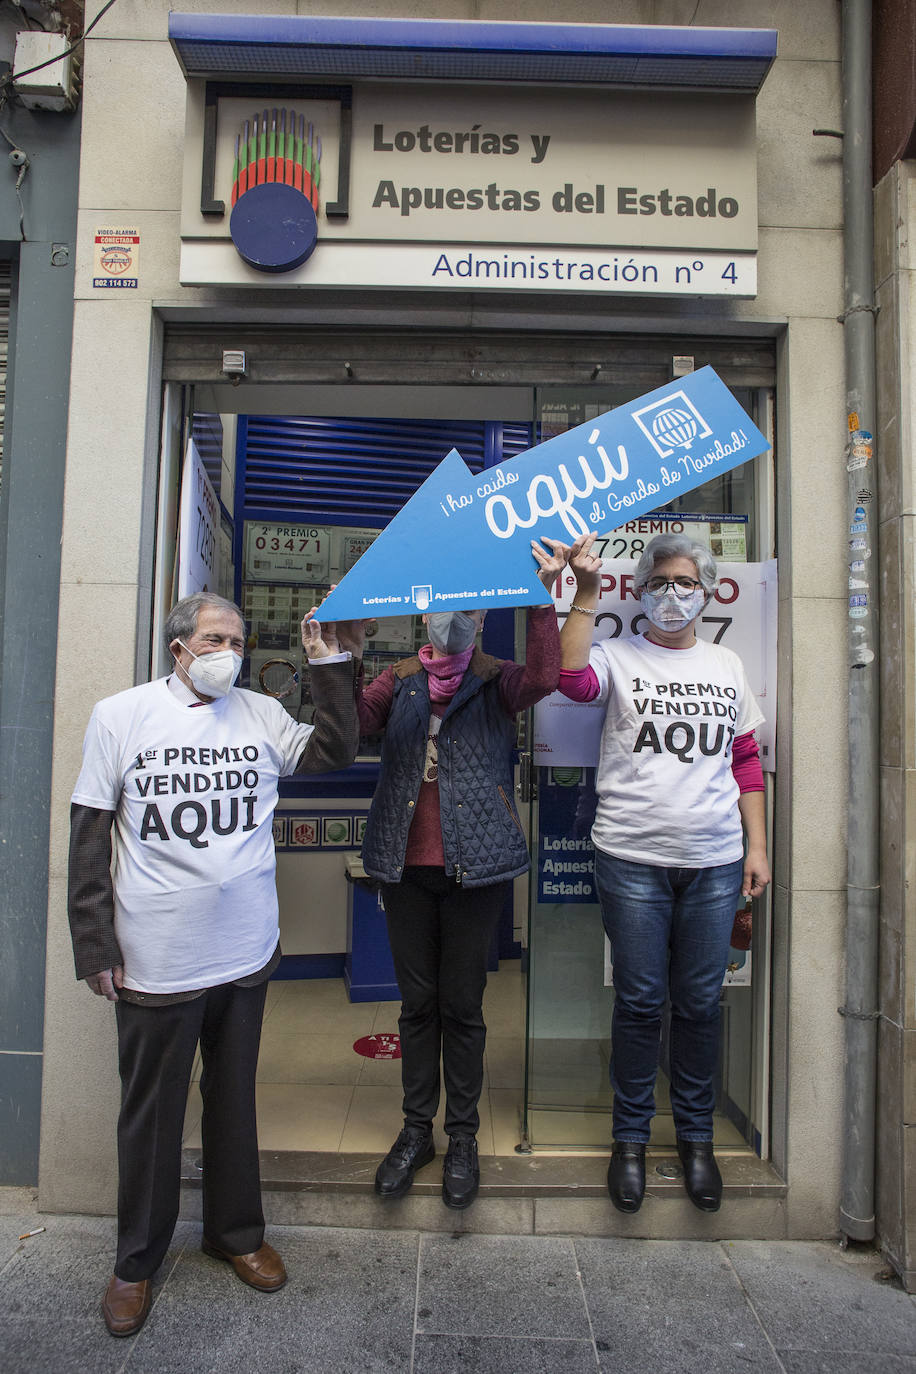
[157,333,775,1159]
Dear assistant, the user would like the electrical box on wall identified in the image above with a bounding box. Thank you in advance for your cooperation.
[13,32,79,112]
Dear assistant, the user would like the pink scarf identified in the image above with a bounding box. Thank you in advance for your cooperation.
[418,643,474,702]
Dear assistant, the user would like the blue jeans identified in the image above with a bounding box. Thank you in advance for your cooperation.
[593,850,744,1144]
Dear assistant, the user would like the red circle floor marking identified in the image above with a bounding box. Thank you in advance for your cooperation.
[353,1033,401,1060]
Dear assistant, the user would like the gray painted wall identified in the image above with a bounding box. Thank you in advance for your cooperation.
[0,91,81,1182]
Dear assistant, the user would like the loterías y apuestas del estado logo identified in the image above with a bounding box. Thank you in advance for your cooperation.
[229,108,321,273]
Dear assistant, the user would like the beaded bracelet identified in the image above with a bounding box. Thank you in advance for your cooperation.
[569,603,597,615]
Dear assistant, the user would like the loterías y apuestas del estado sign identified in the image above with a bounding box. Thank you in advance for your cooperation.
[180,84,759,297]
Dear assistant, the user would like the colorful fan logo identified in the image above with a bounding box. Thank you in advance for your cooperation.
[229,108,321,273]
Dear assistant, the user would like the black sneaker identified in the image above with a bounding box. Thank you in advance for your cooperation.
[442,1134,480,1210]
[374,1126,435,1199]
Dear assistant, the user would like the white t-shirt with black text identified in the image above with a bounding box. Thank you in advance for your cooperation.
[72,677,312,993]
[588,633,765,868]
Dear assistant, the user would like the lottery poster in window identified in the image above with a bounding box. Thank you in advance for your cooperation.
[177,438,220,598]
[342,532,378,572]
[245,523,331,583]
[591,514,748,563]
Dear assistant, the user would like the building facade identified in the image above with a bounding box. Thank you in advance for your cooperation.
[8,0,910,1289]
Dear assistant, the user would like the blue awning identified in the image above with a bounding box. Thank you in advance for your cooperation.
[168,15,776,92]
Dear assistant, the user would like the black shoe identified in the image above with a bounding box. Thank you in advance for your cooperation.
[374,1125,435,1198]
[607,1142,646,1213]
[677,1139,722,1212]
[442,1134,480,1210]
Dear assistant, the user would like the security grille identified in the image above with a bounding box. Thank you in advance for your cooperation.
[240,413,532,524]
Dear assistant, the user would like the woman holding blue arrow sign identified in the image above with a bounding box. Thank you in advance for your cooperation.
[357,537,567,1210]
[558,530,770,1215]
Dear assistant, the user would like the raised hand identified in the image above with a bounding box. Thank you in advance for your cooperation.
[302,584,369,659]
[531,537,570,591]
[569,532,603,592]
[301,607,339,658]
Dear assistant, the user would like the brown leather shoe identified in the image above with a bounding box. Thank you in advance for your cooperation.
[101,1275,151,1337]
[201,1239,287,1291]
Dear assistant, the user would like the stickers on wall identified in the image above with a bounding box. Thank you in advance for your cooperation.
[322,816,352,846]
[275,814,368,851]
[93,227,139,288]
[846,429,873,472]
[846,479,876,663]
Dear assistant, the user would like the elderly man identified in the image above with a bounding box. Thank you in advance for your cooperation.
[68,591,359,1337]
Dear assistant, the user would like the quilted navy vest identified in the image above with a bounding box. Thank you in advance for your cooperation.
[361,650,530,888]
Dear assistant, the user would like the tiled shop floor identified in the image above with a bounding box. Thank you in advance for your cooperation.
[184,963,527,1156]
[183,962,745,1156]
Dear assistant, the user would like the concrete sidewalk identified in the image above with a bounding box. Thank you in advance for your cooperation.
[2,1187,914,1373]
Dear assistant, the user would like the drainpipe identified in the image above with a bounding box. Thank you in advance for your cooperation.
[838,0,879,1244]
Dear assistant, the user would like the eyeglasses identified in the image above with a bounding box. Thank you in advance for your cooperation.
[644,576,703,599]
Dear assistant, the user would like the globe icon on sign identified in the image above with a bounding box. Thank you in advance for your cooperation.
[652,406,699,451]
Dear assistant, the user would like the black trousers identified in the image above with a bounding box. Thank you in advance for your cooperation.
[114,979,268,1282]
[381,867,508,1137]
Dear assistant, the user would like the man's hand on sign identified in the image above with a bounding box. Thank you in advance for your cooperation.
[85,966,123,1002]
[531,537,571,591]
[302,609,338,658]
[303,585,369,659]
[568,532,603,593]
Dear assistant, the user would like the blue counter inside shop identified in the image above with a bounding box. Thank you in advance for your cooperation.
[344,853,400,1003]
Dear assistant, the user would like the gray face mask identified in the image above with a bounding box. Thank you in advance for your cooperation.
[425,611,479,654]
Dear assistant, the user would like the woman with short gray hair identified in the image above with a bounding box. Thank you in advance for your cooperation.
[558,531,769,1216]
[632,533,718,595]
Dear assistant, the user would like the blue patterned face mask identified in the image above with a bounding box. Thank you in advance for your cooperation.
[425,611,479,654]
[640,587,707,631]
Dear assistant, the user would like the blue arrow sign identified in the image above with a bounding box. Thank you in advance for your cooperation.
[318,365,769,622]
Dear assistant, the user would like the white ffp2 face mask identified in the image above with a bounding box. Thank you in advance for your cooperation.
[425,611,479,654]
[640,588,707,632]
[177,641,243,698]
